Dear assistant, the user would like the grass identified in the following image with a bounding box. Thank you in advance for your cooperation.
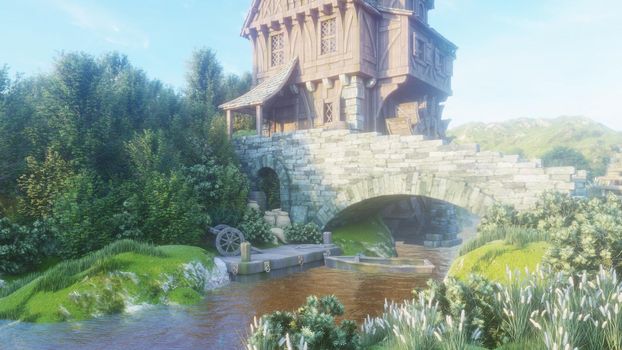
[448,241,549,283]
[331,216,396,257]
[0,241,217,323]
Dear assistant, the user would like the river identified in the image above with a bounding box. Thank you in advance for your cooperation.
[0,225,475,350]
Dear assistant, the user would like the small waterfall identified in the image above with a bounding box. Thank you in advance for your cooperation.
[206,258,230,290]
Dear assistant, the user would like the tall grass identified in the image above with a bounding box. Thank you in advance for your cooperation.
[360,295,479,350]
[459,226,548,256]
[0,240,165,298]
[361,267,622,349]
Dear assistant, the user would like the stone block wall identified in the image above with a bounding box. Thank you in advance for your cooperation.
[234,129,588,234]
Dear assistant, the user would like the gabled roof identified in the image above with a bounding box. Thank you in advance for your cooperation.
[241,0,381,37]
[219,57,299,111]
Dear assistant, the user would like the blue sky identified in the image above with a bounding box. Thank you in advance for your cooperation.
[1,0,621,130]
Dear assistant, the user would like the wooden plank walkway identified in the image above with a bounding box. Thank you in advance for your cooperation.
[219,244,341,275]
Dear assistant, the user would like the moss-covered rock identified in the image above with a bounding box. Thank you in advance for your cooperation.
[331,216,396,257]
[0,243,227,323]
[448,240,549,283]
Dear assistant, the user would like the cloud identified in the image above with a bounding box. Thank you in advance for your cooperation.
[51,0,150,49]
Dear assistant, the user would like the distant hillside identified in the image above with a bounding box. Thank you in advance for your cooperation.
[448,116,622,176]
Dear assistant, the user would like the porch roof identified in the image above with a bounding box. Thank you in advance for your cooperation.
[219,57,298,111]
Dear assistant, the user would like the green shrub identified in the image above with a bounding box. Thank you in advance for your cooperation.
[0,218,52,274]
[545,194,622,274]
[420,275,502,348]
[49,172,121,258]
[116,171,208,247]
[185,160,250,225]
[285,223,322,244]
[247,295,359,350]
[239,208,273,244]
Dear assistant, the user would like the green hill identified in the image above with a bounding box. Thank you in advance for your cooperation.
[448,116,622,176]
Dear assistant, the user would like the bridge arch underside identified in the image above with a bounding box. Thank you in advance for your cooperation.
[325,194,475,248]
[314,174,496,230]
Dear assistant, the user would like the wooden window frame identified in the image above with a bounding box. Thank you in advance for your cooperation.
[323,101,334,124]
[271,32,285,67]
[320,17,337,56]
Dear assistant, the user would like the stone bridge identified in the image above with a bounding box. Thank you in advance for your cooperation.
[234,129,586,241]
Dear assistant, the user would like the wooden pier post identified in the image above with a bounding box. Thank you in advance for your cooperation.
[241,242,252,262]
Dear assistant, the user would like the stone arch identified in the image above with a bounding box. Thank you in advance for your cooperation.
[313,173,496,228]
[248,154,292,212]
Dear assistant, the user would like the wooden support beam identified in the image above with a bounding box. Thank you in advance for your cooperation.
[226,109,233,139]
[322,3,333,15]
[256,105,263,136]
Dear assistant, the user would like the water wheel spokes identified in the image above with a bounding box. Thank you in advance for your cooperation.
[216,227,245,257]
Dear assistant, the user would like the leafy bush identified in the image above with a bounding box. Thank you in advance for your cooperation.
[185,160,250,225]
[238,208,273,244]
[49,172,122,258]
[116,171,209,247]
[0,218,51,274]
[420,275,502,348]
[546,194,622,274]
[247,295,359,350]
[285,223,322,244]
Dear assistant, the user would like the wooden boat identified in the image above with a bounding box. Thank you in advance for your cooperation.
[324,255,435,274]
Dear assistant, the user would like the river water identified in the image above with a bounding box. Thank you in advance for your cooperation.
[0,225,475,350]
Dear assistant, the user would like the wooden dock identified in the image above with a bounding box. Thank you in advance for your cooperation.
[218,244,341,275]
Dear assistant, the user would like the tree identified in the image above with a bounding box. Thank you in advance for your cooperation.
[221,72,252,103]
[186,48,223,115]
[0,65,8,100]
[18,148,74,220]
[541,146,591,173]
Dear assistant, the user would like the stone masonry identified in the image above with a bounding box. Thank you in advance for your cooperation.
[234,129,587,245]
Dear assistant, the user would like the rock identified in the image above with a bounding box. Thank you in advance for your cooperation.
[271,228,287,243]
[0,279,5,289]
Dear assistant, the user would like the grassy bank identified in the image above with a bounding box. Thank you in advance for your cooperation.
[331,216,396,257]
[0,240,222,323]
[448,240,549,283]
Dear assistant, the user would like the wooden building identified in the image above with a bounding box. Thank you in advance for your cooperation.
[220,0,457,138]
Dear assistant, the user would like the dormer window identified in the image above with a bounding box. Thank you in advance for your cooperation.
[271,33,284,67]
[320,18,337,55]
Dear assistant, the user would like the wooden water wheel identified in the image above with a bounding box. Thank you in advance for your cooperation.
[213,226,245,257]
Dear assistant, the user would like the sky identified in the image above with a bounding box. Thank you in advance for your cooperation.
[1,0,621,130]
